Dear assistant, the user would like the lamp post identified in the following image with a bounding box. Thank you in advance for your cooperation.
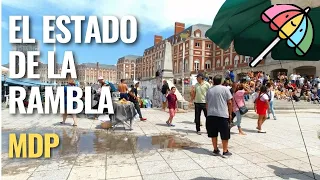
[180,33,189,98]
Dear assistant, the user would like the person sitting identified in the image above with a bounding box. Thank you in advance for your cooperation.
[129,81,147,121]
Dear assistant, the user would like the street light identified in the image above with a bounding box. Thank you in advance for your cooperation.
[180,33,189,98]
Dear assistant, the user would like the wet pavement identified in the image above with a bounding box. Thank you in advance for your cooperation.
[2,108,320,180]
[2,128,199,156]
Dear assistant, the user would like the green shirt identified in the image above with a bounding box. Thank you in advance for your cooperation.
[194,81,211,103]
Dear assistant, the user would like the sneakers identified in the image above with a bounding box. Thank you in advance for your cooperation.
[222,151,232,157]
[140,118,147,121]
[166,121,175,127]
[258,129,266,133]
[267,117,270,119]
[196,131,201,135]
[274,116,277,120]
[212,149,220,156]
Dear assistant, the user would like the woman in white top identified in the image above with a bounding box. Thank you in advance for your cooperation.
[266,83,277,120]
[254,85,270,133]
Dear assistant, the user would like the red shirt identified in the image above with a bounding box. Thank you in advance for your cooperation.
[167,93,177,109]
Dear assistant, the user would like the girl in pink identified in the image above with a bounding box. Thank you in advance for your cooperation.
[166,87,178,127]
[233,83,250,135]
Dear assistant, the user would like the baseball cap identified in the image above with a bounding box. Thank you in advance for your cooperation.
[98,76,104,80]
[133,80,139,84]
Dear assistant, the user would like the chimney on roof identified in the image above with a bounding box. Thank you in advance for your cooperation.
[154,35,162,45]
[174,22,185,35]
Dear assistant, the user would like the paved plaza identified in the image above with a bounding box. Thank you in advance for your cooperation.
[1,103,320,180]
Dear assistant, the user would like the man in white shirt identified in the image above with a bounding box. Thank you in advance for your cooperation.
[299,76,305,87]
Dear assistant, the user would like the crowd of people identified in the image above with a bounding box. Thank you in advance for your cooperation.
[159,70,320,157]
[60,76,148,126]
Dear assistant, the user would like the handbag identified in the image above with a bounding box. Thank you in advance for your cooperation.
[234,97,248,115]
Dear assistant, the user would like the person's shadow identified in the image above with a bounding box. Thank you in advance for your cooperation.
[267,164,320,179]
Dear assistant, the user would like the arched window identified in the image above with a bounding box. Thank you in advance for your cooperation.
[205,60,211,69]
[216,59,221,67]
[194,29,201,37]
[179,60,183,73]
[194,60,200,71]
[234,55,239,65]
[224,57,230,66]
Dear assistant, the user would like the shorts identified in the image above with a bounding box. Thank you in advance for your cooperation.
[162,94,167,102]
[206,116,230,140]
[120,93,129,100]
[169,108,176,118]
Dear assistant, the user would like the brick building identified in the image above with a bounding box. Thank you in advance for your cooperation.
[117,55,141,82]
[39,62,117,86]
[135,22,254,82]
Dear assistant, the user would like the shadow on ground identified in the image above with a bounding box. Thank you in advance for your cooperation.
[267,165,320,180]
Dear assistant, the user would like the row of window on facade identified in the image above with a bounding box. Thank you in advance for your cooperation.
[144,43,165,55]
[174,42,212,53]
[172,56,252,72]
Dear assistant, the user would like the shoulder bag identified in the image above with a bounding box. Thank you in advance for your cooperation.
[234,96,248,115]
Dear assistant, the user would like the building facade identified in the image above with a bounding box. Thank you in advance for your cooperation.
[12,41,40,78]
[39,62,117,86]
[135,22,253,82]
[116,55,141,82]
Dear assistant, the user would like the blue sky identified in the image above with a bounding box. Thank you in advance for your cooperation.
[1,0,224,65]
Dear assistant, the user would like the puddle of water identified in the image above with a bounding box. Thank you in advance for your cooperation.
[2,128,199,158]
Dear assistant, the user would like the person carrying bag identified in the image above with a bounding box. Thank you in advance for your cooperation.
[232,83,250,135]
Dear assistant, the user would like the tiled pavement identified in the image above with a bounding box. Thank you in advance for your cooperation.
[1,107,320,180]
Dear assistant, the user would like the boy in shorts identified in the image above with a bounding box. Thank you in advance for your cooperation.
[166,87,178,127]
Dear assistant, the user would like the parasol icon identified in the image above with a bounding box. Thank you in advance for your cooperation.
[249,4,314,67]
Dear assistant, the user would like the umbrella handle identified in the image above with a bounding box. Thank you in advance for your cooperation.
[249,37,281,67]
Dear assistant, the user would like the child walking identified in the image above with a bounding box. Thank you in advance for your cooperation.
[166,87,178,127]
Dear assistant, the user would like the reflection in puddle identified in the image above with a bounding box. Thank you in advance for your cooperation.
[2,128,199,158]
[2,128,199,175]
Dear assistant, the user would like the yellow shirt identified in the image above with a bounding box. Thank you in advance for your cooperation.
[194,81,210,103]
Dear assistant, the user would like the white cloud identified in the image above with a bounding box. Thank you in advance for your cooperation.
[2,0,225,31]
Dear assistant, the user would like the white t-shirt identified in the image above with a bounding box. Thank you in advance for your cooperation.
[317,82,320,89]
[268,90,275,101]
[299,77,305,84]
[260,94,269,102]
[292,74,297,81]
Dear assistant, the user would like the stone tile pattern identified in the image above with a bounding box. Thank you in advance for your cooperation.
[2,108,320,180]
